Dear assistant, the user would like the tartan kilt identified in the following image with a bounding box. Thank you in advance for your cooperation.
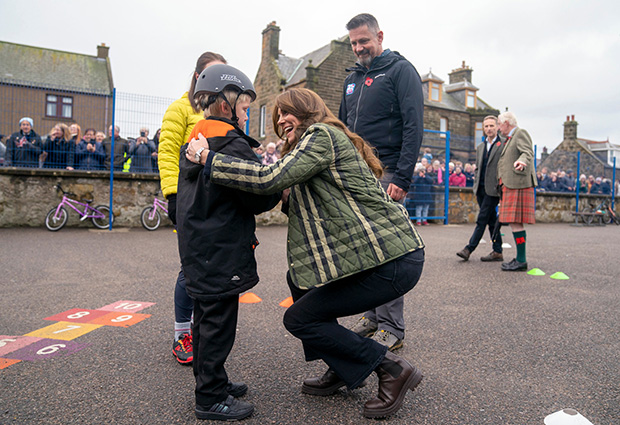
[499,186,535,224]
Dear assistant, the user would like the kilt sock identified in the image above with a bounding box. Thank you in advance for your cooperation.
[513,230,526,263]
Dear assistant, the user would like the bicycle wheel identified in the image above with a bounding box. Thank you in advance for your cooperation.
[582,208,594,225]
[45,207,68,231]
[602,213,613,225]
[92,205,113,229]
[141,206,161,231]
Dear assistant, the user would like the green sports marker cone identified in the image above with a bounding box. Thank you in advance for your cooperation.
[550,272,569,280]
[527,268,545,276]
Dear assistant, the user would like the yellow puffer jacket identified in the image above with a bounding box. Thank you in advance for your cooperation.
[158,92,203,198]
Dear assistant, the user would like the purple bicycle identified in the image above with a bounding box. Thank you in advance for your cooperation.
[45,184,113,231]
[140,191,169,231]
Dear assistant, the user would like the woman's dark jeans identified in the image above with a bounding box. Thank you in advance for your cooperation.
[283,248,425,389]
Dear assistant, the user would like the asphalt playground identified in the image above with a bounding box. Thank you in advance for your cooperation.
[0,222,618,424]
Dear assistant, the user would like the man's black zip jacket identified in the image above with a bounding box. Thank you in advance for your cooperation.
[339,50,423,192]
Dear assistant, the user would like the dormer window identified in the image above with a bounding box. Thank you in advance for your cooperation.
[466,90,476,108]
[430,82,442,102]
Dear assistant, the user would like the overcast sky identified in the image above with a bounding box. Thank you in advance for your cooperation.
[2,0,619,153]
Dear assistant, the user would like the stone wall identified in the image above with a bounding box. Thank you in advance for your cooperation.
[1,168,616,228]
[0,168,288,228]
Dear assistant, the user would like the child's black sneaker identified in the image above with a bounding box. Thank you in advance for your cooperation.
[195,395,254,421]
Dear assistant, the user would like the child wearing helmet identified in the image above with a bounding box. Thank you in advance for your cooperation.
[175,64,281,421]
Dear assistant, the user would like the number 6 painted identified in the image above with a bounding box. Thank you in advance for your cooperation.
[37,344,67,355]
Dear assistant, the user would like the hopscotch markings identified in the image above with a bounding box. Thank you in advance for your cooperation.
[88,312,151,328]
[0,300,155,371]
[0,358,21,369]
[97,300,155,313]
[0,336,43,357]
[44,308,111,324]
[25,321,103,341]
[6,338,89,362]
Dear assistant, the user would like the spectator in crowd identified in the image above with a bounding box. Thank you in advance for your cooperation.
[496,111,537,272]
[578,174,588,193]
[448,161,455,175]
[95,131,105,143]
[419,156,429,171]
[69,123,82,145]
[412,164,434,225]
[600,178,611,195]
[542,172,566,192]
[539,167,549,187]
[5,117,42,168]
[129,135,157,173]
[588,176,600,194]
[339,13,424,352]
[75,128,105,170]
[463,163,474,187]
[254,145,265,161]
[42,123,74,170]
[430,160,444,184]
[563,170,576,192]
[262,142,279,165]
[102,125,130,171]
[422,147,432,162]
[449,166,466,187]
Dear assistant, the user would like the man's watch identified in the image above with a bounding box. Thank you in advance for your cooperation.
[194,147,206,163]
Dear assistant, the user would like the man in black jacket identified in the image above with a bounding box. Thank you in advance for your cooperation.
[456,116,504,262]
[339,13,424,352]
[5,117,42,168]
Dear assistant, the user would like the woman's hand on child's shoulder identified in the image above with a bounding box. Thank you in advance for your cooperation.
[185,133,210,165]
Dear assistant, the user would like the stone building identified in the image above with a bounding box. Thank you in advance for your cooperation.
[0,41,114,139]
[538,115,619,178]
[419,62,499,163]
[249,21,357,146]
[250,22,498,164]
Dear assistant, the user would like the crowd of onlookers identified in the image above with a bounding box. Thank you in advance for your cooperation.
[0,117,286,173]
[0,117,162,173]
[2,123,618,196]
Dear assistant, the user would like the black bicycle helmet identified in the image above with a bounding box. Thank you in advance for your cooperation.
[194,64,256,101]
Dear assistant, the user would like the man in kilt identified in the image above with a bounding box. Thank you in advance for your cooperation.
[496,112,538,271]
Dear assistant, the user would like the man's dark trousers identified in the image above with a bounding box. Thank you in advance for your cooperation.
[466,188,502,254]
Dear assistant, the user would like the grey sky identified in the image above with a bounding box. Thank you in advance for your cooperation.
[2,0,619,153]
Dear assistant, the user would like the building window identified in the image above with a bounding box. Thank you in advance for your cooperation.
[46,94,73,119]
[430,82,442,102]
[465,90,476,108]
[259,105,266,138]
[439,117,448,138]
[475,121,483,146]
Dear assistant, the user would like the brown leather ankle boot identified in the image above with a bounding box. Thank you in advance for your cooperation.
[363,351,423,418]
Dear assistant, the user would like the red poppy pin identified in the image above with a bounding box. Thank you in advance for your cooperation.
[365,77,373,87]
[496,142,501,147]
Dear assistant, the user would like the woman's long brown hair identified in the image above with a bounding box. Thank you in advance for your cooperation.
[272,88,383,178]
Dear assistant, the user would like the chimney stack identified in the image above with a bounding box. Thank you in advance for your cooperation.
[262,21,280,62]
[448,60,473,84]
[97,43,109,59]
[563,115,578,140]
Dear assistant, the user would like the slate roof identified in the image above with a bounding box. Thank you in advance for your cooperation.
[276,35,348,86]
[421,71,444,83]
[0,41,113,95]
